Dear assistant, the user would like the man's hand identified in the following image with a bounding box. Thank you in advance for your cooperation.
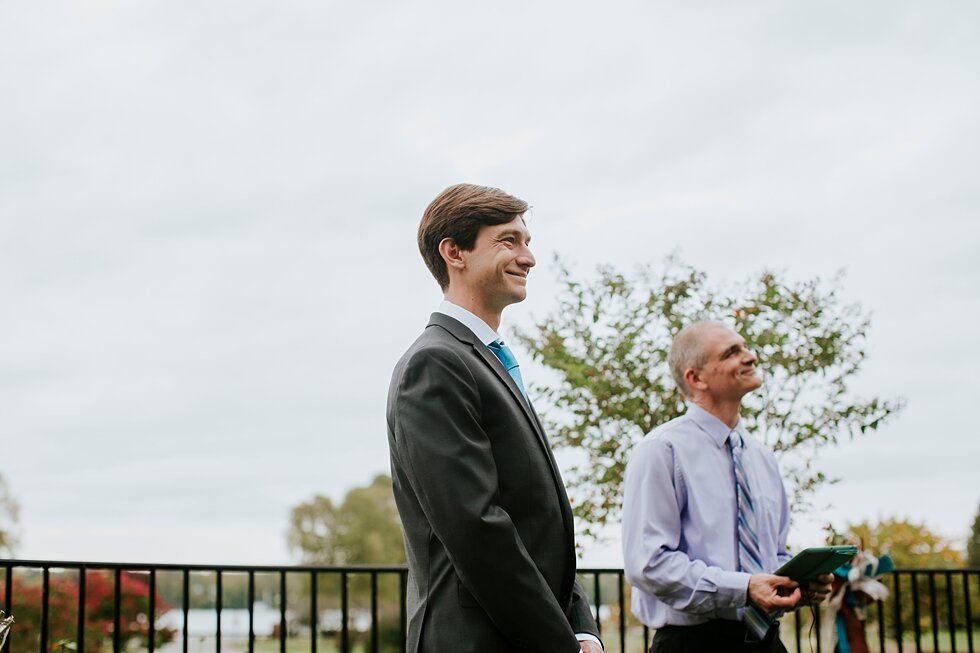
[578,640,603,653]
[747,573,801,613]
[799,573,834,605]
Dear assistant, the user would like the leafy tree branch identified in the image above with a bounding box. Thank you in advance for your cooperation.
[513,255,905,541]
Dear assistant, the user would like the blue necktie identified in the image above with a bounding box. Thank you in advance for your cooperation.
[729,429,774,641]
[487,340,528,402]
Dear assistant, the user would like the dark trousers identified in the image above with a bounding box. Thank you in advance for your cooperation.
[650,620,787,653]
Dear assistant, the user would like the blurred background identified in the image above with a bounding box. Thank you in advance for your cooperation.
[1,0,978,568]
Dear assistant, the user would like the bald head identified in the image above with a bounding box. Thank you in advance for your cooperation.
[670,321,762,425]
[669,321,730,397]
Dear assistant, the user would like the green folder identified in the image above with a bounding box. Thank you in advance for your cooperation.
[775,545,858,581]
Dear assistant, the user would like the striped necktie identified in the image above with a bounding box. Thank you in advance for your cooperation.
[729,429,773,641]
[487,339,528,402]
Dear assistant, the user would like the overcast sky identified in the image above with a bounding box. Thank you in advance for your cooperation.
[1,0,978,566]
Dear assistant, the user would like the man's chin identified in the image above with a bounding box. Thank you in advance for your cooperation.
[509,290,528,304]
[494,289,527,311]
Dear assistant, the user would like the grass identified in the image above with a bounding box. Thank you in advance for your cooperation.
[152,636,376,653]
[582,623,980,653]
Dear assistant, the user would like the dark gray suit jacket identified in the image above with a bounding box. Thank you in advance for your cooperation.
[387,312,599,653]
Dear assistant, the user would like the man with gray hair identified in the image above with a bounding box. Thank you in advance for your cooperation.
[622,321,832,652]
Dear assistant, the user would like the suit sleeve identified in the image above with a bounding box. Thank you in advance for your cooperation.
[567,576,601,642]
[392,345,583,653]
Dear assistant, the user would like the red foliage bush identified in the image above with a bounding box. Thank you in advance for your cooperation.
[0,570,172,651]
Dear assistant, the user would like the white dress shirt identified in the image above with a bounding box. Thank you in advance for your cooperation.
[437,300,499,345]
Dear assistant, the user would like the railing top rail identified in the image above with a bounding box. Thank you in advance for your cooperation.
[884,567,980,573]
[0,559,408,573]
[2,559,978,574]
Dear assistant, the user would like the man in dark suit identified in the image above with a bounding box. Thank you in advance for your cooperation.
[387,184,602,653]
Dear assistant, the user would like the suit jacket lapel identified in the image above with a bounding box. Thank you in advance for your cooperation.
[472,343,574,534]
[427,313,563,479]
[428,312,578,589]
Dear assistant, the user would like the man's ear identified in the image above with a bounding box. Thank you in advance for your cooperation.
[438,237,465,272]
[683,368,704,393]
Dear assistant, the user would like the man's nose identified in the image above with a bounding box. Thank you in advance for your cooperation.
[519,245,536,268]
[744,348,758,363]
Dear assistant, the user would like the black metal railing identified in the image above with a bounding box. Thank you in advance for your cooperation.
[1,560,977,653]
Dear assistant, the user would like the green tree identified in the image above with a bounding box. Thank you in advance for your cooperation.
[830,518,967,633]
[287,475,406,652]
[513,256,905,540]
[0,473,19,554]
[288,474,405,565]
[837,517,964,569]
[968,502,980,568]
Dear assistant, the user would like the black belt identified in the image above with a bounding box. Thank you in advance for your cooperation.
[659,618,779,643]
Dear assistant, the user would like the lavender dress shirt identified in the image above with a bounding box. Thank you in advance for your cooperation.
[621,404,793,629]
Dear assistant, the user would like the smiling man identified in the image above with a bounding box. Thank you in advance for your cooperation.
[622,322,833,653]
[386,184,601,653]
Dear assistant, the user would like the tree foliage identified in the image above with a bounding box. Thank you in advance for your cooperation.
[833,517,964,569]
[288,474,405,565]
[0,473,19,554]
[513,256,905,540]
[0,571,172,651]
[829,518,971,631]
[287,475,405,650]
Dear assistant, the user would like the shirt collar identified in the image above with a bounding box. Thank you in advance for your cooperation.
[686,403,746,448]
[437,300,500,346]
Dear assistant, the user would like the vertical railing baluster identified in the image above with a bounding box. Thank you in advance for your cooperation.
[216,570,223,653]
[280,571,287,653]
[248,571,255,653]
[1,564,9,653]
[78,566,87,653]
[962,571,973,653]
[149,569,156,653]
[399,570,407,653]
[876,598,886,653]
[592,572,602,637]
[928,573,939,653]
[794,609,802,653]
[911,572,922,653]
[341,571,349,653]
[2,564,10,616]
[182,569,190,653]
[2,563,10,653]
[114,568,122,653]
[310,571,318,653]
[815,604,822,653]
[945,571,956,653]
[41,567,50,653]
[893,572,904,653]
[617,571,625,652]
[370,572,378,653]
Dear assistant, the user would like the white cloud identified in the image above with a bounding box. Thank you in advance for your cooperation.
[1,0,978,564]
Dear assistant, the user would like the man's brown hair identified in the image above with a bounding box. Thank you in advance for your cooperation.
[417,183,529,289]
